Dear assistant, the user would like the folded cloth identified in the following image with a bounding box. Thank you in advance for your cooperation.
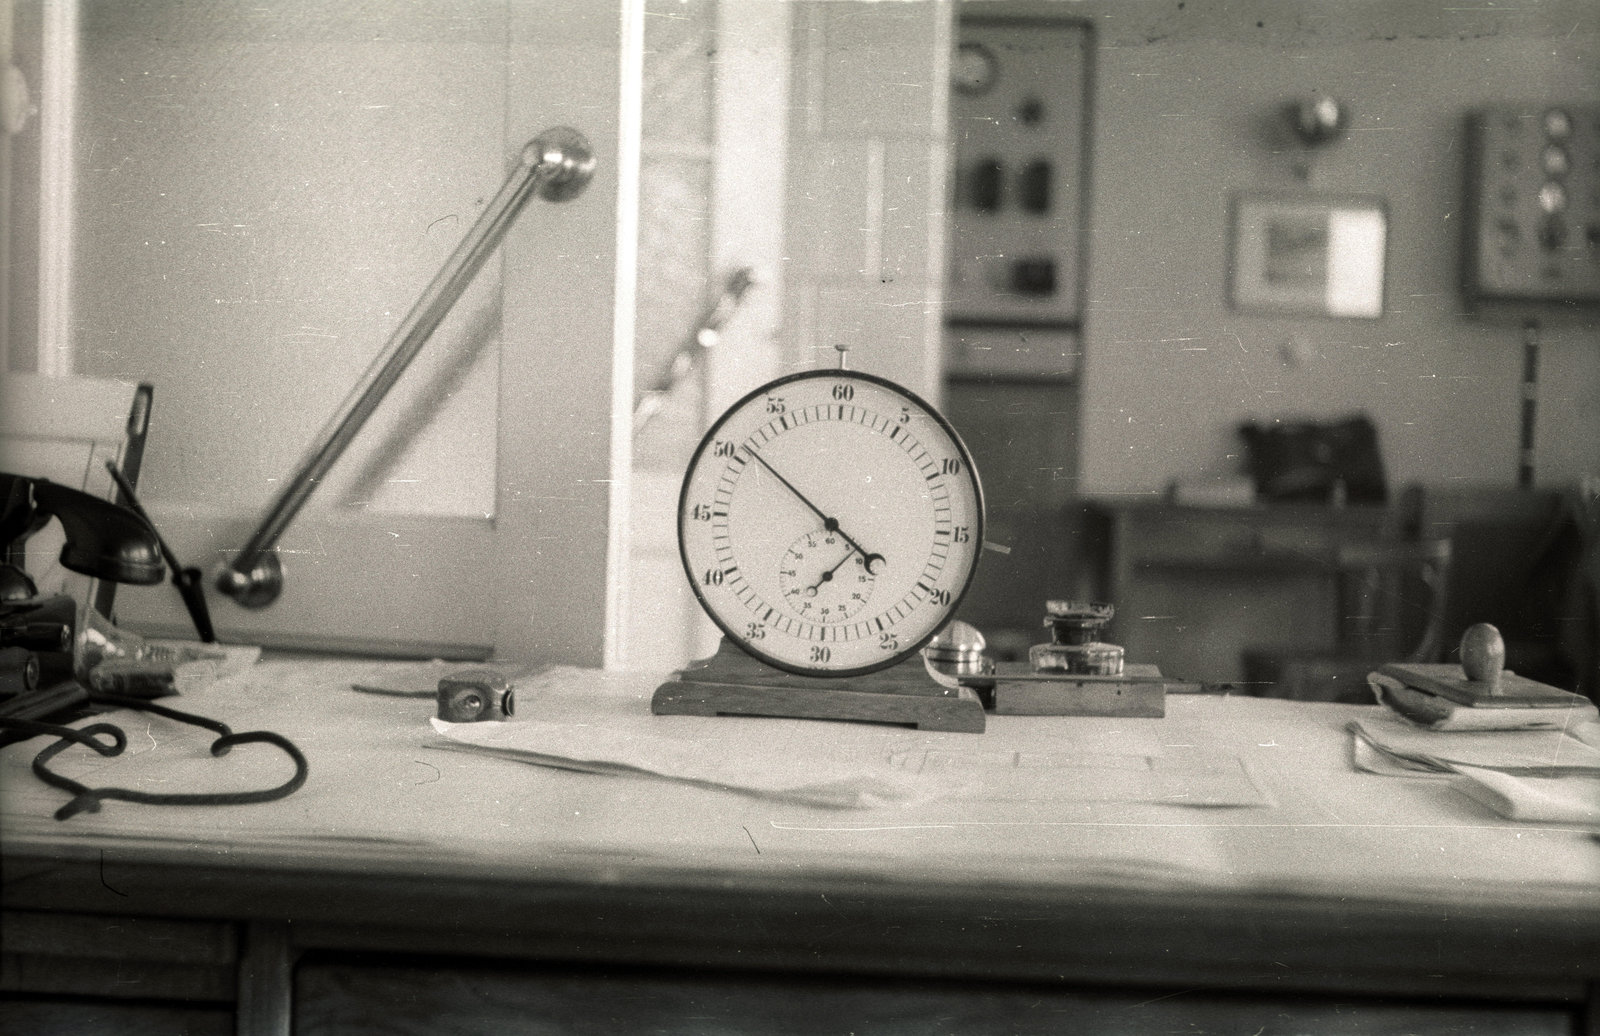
[1349,705,1600,826]
[1448,764,1600,825]
[425,712,931,810]
[1348,712,1600,778]
[1368,671,1600,733]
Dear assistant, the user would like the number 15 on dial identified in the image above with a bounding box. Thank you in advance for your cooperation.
[678,369,985,677]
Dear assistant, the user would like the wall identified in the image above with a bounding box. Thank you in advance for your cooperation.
[782,0,951,404]
[69,0,508,518]
[1064,0,1600,499]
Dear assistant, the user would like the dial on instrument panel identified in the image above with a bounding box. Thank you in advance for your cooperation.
[677,369,985,678]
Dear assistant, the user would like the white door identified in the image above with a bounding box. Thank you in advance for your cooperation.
[9,0,952,669]
[29,0,638,664]
[625,0,954,671]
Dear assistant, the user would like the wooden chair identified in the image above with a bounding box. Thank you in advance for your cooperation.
[1241,536,1453,703]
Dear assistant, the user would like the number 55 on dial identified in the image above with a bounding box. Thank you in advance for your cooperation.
[677,369,985,677]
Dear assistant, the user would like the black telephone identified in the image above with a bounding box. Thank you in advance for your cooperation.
[1,473,166,709]
[1,474,309,820]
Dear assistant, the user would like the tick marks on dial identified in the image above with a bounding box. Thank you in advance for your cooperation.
[682,372,981,673]
[779,530,876,622]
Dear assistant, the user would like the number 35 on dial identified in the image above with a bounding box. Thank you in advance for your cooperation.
[678,369,985,677]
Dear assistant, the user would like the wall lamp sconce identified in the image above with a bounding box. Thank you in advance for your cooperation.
[1278,93,1350,182]
[1285,94,1350,149]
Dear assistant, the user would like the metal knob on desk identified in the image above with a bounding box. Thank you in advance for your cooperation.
[924,620,990,676]
[438,670,516,723]
[0,647,40,695]
[1460,622,1505,692]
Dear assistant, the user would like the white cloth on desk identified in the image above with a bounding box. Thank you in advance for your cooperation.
[1348,708,1600,826]
[1448,764,1600,825]
[9,662,1598,903]
[1348,712,1600,776]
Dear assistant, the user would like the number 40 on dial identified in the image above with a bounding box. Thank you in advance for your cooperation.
[677,368,985,677]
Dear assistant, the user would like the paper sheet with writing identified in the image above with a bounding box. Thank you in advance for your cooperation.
[429,668,1271,810]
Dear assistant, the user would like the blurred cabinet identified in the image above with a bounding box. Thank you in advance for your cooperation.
[942,8,1095,650]
[1095,502,1405,684]
[946,13,1091,333]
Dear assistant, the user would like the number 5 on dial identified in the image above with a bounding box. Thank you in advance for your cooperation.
[677,369,985,677]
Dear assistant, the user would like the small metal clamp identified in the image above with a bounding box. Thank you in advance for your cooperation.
[437,670,516,723]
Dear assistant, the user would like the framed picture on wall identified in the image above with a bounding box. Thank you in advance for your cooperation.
[1228,195,1387,318]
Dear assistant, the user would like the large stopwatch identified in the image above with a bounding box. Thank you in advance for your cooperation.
[678,366,985,678]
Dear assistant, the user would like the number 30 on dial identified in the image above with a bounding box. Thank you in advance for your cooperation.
[678,369,985,677]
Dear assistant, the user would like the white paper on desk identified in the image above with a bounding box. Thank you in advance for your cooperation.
[1348,715,1600,778]
[428,675,1272,810]
[428,715,927,809]
[887,748,1271,807]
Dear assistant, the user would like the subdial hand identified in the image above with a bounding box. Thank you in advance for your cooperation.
[743,446,885,574]
[807,544,858,593]
[780,530,875,621]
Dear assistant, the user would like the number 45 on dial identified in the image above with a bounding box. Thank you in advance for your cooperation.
[677,368,985,678]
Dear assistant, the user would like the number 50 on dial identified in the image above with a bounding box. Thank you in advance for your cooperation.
[677,369,985,677]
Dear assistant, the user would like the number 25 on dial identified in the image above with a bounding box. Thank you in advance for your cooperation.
[677,369,984,677]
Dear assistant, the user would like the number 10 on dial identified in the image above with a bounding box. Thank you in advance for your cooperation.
[678,369,985,677]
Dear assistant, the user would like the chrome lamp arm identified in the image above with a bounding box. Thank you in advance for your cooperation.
[216,127,596,609]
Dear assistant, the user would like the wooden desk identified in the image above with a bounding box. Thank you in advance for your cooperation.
[3,661,1597,1034]
[1094,501,1406,684]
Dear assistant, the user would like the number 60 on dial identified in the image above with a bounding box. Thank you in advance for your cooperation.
[677,369,985,677]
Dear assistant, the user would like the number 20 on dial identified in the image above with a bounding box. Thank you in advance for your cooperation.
[678,369,985,677]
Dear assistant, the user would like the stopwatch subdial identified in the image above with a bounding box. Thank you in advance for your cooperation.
[777,529,876,623]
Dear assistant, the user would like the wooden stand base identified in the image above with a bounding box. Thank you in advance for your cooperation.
[930,661,1171,718]
[1379,662,1588,709]
[652,639,986,732]
[985,663,1169,718]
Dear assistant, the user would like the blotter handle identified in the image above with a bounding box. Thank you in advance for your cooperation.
[217,128,596,609]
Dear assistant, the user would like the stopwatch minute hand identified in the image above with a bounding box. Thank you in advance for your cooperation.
[741,446,885,574]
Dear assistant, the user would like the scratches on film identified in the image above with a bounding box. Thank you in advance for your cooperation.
[100,850,129,897]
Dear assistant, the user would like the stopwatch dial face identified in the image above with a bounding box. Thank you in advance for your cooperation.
[679,370,984,677]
